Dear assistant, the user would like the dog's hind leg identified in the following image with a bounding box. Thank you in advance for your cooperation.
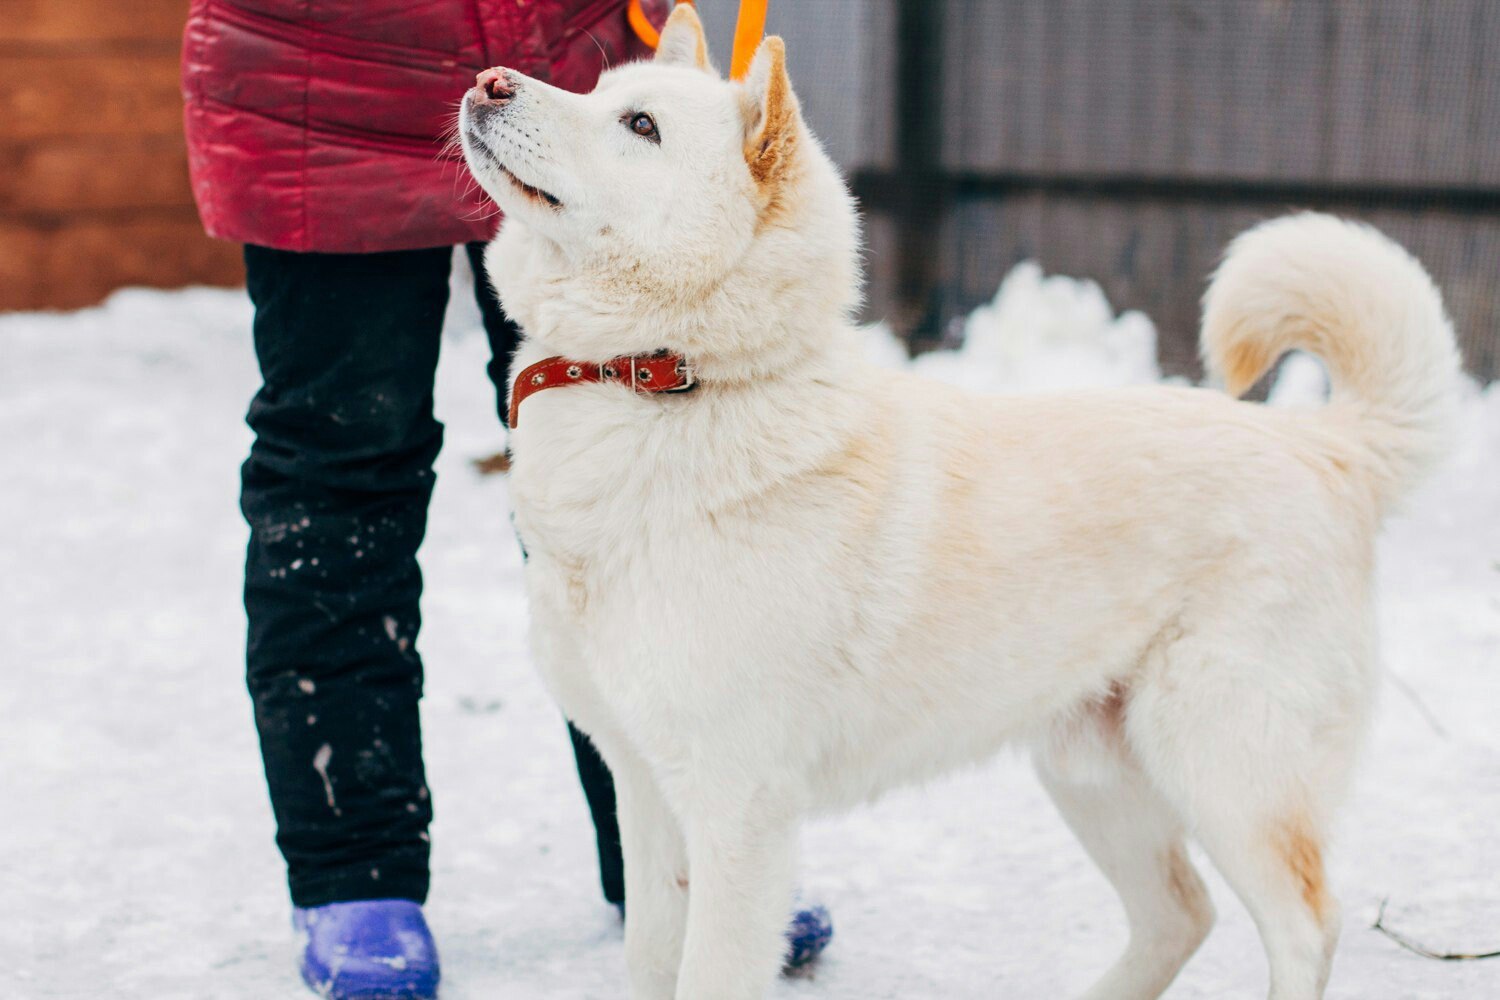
[1036,710,1214,1000]
[1125,639,1363,1000]
[1185,815,1341,1000]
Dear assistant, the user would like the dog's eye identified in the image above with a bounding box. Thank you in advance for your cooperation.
[627,112,659,142]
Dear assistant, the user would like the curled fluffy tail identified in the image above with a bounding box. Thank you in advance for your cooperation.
[1202,212,1462,508]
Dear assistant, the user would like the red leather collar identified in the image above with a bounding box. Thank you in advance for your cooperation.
[508,352,696,427]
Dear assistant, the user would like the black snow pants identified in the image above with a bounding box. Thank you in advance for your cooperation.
[240,243,623,909]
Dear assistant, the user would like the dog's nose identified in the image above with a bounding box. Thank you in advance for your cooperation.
[474,67,517,105]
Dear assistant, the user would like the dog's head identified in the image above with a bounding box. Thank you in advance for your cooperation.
[458,5,859,372]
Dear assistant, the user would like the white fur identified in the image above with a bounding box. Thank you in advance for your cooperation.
[459,11,1462,999]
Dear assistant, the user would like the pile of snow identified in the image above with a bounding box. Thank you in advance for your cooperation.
[865,261,1161,391]
[1,261,1497,999]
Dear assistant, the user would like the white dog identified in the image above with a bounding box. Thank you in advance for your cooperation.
[459,8,1461,999]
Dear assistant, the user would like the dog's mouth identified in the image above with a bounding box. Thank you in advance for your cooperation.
[496,163,563,210]
[467,134,563,211]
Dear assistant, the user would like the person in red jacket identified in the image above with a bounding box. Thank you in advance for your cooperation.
[182,3,663,997]
[184,2,832,994]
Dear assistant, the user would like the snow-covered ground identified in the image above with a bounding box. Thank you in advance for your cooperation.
[2,259,1497,999]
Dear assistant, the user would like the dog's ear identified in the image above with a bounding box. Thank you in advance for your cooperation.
[654,4,714,73]
[740,36,801,190]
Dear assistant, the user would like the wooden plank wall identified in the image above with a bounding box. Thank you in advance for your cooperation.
[931,0,1500,377]
[838,0,1500,380]
[941,0,1500,186]
[0,0,242,311]
[8,0,1499,383]
[943,196,1500,377]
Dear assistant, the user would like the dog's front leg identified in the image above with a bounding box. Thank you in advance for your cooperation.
[611,749,690,1000]
[673,790,797,1000]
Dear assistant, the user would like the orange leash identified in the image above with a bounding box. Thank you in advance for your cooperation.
[627,0,768,81]
[727,0,768,80]
[626,0,673,49]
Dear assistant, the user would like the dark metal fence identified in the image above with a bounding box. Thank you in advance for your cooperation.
[697,0,1500,380]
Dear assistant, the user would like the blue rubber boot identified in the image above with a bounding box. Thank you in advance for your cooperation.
[294,899,440,1000]
[783,902,834,971]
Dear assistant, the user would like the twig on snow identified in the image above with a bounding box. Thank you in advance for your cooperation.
[1385,669,1451,740]
[1372,898,1500,961]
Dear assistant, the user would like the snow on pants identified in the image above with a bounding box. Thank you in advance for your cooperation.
[240,243,624,909]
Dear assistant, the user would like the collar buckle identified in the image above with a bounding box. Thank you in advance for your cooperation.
[664,356,697,394]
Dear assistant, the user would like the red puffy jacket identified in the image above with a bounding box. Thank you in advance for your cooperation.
[182,0,665,253]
